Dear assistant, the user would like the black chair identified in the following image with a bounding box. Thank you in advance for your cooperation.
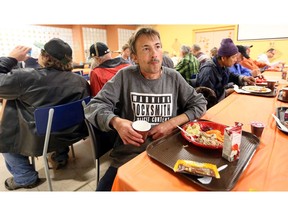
[195,86,218,109]
[34,96,91,191]
[82,101,116,187]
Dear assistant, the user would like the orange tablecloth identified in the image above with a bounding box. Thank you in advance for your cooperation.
[112,72,288,191]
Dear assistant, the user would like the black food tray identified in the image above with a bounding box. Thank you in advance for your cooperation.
[239,87,277,97]
[146,128,259,191]
[277,90,288,103]
[276,106,288,135]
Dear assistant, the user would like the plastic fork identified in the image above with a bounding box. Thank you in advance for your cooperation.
[176,125,195,142]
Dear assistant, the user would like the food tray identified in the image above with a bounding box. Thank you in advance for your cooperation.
[276,107,288,135]
[277,90,288,103]
[239,87,277,97]
[146,126,260,191]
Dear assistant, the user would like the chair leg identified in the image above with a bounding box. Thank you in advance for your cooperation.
[30,157,36,169]
[43,156,53,191]
[96,159,99,187]
[70,144,75,159]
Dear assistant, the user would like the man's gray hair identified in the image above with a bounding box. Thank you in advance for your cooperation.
[181,45,191,55]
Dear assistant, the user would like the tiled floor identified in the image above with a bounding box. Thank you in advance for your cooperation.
[0,138,111,192]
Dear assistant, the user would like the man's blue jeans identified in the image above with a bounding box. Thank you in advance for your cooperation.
[2,146,69,186]
[2,153,38,186]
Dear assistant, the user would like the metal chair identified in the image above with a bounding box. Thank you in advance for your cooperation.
[82,101,116,187]
[34,96,91,191]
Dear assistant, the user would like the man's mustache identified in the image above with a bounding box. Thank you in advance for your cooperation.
[149,58,160,64]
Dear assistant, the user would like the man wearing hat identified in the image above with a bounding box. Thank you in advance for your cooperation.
[237,45,267,76]
[0,38,91,190]
[89,42,131,96]
[196,38,255,102]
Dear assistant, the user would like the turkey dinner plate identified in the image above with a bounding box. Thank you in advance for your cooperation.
[242,86,271,93]
[181,121,226,150]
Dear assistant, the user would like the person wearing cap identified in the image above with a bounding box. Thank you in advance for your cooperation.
[84,27,207,191]
[175,45,200,82]
[89,42,131,96]
[196,38,255,102]
[228,46,254,77]
[237,45,267,76]
[0,38,91,190]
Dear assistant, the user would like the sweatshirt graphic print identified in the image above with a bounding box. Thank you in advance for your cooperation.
[131,92,173,125]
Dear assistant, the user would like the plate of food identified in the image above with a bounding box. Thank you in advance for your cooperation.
[242,85,271,93]
[181,121,226,149]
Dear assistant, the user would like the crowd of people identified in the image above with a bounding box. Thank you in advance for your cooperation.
[0,26,285,191]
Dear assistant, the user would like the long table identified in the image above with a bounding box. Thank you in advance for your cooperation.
[111,71,288,191]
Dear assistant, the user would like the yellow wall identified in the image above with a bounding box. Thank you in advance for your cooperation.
[43,24,288,64]
[154,24,288,63]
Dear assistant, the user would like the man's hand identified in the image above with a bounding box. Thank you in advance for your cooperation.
[243,76,255,85]
[110,117,144,147]
[148,121,174,140]
[9,46,31,62]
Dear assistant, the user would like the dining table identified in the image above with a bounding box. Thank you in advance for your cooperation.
[111,71,288,192]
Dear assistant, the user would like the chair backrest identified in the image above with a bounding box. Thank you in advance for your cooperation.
[82,101,116,159]
[84,119,116,159]
[34,96,91,135]
[195,86,218,109]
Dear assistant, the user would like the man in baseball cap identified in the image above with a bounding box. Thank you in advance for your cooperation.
[89,42,110,58]
[89,41,130,96]
[35,38,72,65]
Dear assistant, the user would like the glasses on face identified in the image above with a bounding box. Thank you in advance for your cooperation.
[270,51,275,56]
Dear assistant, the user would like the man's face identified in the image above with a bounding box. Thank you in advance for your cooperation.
[267,50,276,59]
[133,34,163,75]
[222,54,238,67]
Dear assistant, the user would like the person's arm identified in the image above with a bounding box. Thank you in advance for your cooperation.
[148,113,189,140]
[239,65,252,76]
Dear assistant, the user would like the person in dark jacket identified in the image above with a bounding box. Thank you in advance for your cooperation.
[0,38,91,190]
[196,38,255,102]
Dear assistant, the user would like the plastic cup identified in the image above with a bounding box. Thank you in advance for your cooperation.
[282,87,288,100]
[266,80,277,91]
[251,122,265,137]
[132,120,151,140]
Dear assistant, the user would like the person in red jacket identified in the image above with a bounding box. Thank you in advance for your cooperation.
[89,42,131,96]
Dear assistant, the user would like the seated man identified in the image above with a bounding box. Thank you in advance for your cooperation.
[0,38,91,190]
[229,49,253,77]
[257,48,285,70]
[89,42,131,96]
[175,45,200,82]
[84,27,207,191]
[237,45,267,75]
[191,44,209,66]
[196,38,255,102]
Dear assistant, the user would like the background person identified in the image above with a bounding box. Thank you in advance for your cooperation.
[84,27,207,191]
[175,45,200,82]
[0,38,91,190]
[237,45,267,75]
[196,38,255,102]
[257,48,285,70]
[191,44,209,66]
[89,42,131,96]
